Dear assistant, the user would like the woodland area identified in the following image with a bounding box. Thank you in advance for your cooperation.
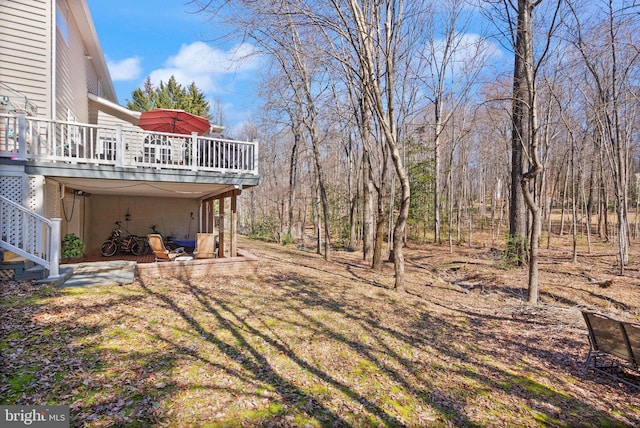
[3,236,640,426]
[195,0,640,300]
[5,1,640,425]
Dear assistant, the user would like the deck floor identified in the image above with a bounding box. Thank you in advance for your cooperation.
[67,249,178,264]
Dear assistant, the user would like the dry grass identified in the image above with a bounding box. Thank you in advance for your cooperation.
[2,235,640,427]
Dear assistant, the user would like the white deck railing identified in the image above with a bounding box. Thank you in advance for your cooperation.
[0,113,259,175]
[0,195,61,279]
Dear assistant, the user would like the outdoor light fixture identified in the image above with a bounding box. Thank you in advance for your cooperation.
[125,209,131,222]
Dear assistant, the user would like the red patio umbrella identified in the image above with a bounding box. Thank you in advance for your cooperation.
[137,108,211,135]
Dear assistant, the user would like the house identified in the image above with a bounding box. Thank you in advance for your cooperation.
[0,0,260,280]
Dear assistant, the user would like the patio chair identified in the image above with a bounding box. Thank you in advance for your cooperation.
[147,234,186,261]
[193,232,218,259]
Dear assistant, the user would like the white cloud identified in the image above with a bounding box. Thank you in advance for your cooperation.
[427,33,503,78]
[147,42,263,95]
[107,57,143,81]
[167,41,261,74]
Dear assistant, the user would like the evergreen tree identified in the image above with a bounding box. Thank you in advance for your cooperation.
[183,82,211,118]
[126,75,212,119]
[126,76,154,112]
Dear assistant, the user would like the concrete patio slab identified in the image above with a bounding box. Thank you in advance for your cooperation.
[58,260,136,288]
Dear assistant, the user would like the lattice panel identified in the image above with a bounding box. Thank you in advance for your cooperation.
[1,176,22,246]
[27,176,40,211]
[0,176,21,202]
[0,269,14,280]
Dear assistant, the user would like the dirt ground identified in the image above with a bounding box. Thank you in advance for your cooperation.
[245,233,640,425]
[2,232,640,426]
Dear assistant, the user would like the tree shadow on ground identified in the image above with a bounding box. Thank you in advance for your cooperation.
[0,281,178,426]
[254,258,640,426]
[138,277,365,427]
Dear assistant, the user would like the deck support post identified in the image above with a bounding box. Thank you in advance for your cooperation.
[231,192,237,257]
[218,197,225,258]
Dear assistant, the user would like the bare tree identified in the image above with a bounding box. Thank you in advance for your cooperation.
[325,0,414,290]
[417,0,492,245]
[238,2,335,259]
[567,0,640,273]
[485,0,563,303]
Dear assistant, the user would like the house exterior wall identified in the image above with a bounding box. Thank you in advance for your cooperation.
[0,0,52,117]
[55,0,90,123]
[60,188,85,240]
[86,195,201,251]
[95,110,136,128]
[44,177,62,219]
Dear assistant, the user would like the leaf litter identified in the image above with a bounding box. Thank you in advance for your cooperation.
[1,235,640,426]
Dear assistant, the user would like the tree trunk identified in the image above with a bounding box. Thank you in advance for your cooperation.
[362,149,375,260]
[434,101,443,244]
[509,19,529,264]
[559,168,568,236]
[287,131,300,237]
[571,140,578,262]
[526,192,541,303]
[361,94,376,262]
[372,146,389,271]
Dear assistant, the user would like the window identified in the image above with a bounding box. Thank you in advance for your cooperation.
[143,135,172,163]
[97,135,116,161]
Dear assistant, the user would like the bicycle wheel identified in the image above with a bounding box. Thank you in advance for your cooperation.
[141,239,151,255]
[131,238,145,256]
[101,240,118,257]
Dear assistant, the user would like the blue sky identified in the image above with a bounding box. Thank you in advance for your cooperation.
[87,0,262,132]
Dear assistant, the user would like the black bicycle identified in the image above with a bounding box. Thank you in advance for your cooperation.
[100,221,148,256]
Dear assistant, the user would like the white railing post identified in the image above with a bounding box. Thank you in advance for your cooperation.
[116,125,124,166]
[17,112,27,159]
[1,112,260,174]
[48,218,61,278]
[254,141,259,175]
[191,132,199,171]
[50,117,57,156]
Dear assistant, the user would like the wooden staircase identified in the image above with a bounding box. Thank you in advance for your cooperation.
[0,195,61,281]
[0,248,46,281]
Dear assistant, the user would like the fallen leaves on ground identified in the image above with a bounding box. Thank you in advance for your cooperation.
[2,235,640,427]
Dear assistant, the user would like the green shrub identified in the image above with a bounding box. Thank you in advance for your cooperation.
[62,233,84,259]
[282,233,295,245]
[247,219,278,242]
[503,234,528,267]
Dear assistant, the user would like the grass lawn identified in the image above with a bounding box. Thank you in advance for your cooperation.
[2,237,640,426]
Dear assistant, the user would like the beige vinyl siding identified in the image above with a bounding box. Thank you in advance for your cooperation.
[95,110,137,128]
[55,0,90,123]
[43,178,62,219]
[0,0,52,117]
[86,60,99,96]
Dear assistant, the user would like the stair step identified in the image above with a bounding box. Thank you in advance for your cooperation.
[35,266,74,287]
[16,265,46,281]
[0,258,41,280]
[2,249,22,262]
[0,258,34,268]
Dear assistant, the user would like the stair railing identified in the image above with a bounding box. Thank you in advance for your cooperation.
[0,195,60,278]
